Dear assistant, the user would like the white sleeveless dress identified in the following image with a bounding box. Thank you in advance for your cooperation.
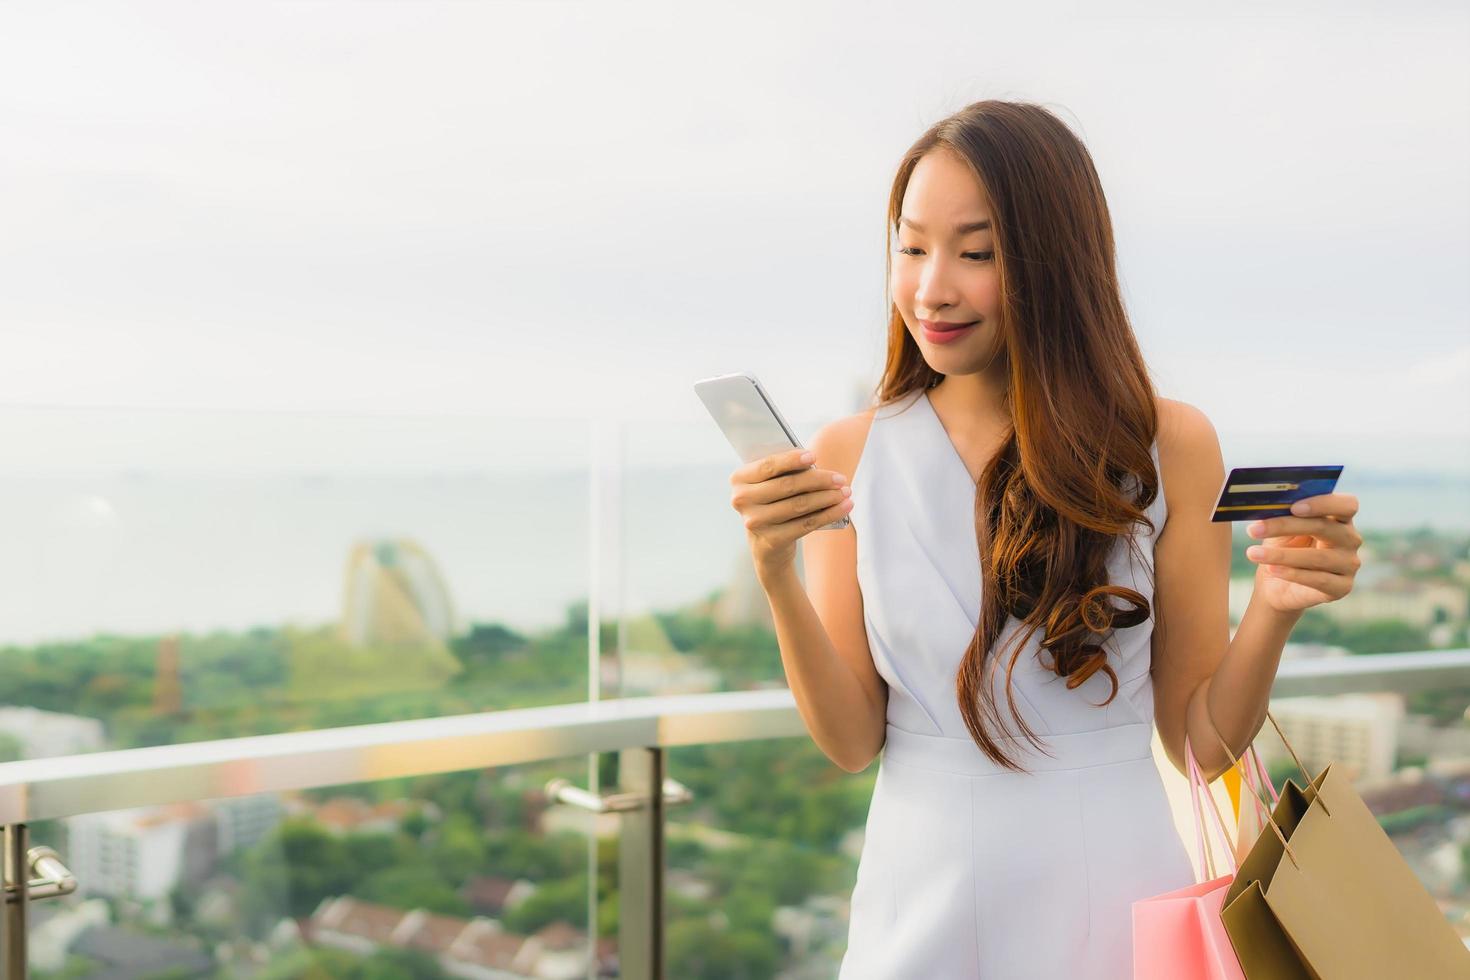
[838,388,1194,980]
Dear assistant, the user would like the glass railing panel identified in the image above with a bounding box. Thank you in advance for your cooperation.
[25,755,612,979]
[611,412,845,699]
[663,737,872,978]
[0,407,593,759]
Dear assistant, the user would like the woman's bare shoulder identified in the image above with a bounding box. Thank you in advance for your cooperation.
[1153,396,1224,516]
[809,408,878,481]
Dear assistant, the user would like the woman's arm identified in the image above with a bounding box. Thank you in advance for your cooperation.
[1148,399,1362,782]
[1184,596,1304,782]
[760,563,889,772]
[1148,399,1235,781]
[762,413,889,774]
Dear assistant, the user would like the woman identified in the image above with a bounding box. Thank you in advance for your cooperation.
[727,99,1363,978]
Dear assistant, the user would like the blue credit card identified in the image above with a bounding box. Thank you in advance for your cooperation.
[1211,465,1343,522]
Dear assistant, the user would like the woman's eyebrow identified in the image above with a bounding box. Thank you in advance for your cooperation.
[898,217,992,233]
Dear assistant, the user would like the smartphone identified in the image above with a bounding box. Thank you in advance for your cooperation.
[693,371,850,531]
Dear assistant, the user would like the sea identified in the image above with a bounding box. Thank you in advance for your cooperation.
[0,407,1465,647]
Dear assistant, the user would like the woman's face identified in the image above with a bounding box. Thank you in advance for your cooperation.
[891,147,1003,372]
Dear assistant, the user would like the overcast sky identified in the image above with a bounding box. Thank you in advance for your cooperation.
[2,1,1467,473]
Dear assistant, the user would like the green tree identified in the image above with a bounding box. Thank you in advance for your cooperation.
[254,947,373,980]
[254,944,447,979]
[424,814,487,885]
[357,866,469,917]
[1286,611,1430,654]
[1407,685,1470,725]
[239,819,352,927]
[400,807,431,841]
[450,623,529,666]
[340,832,418,881]
[671,739,871,850]
[666,918,780,980]
[483,829,584,881]
[0,732,25,762]
[356,947,447,980]
[502,874,588,934]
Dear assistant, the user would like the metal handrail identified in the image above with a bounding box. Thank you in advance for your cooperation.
[0,690,807,824]
[0,650,1464,824]
[546,776,694,813]
[1265,648,1470,697]
[3,847,76,905]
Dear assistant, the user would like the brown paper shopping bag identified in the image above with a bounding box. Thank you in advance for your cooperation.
[1208,712,1470,979]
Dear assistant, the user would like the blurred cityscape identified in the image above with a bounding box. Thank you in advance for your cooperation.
[3,477,1468,977]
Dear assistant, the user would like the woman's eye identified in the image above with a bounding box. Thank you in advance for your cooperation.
[894,247,993,261]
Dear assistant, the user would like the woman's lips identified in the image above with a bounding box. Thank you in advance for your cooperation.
[920,320,978,344]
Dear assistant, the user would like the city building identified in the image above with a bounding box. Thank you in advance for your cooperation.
[341,538,460,648]
[308,896,616,979]
[0,706,106,759]
[213,794,285,853]
[287,794,442,836]
[29,900,110,973]
[66,796,283,903]
[66,803,217,902]
[1318,576,1467,632]
[1252,693,1405,783]
[461,875,539,918]
[69,925,214,976]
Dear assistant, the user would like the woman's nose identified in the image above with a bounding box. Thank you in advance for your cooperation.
[915,260,960,312]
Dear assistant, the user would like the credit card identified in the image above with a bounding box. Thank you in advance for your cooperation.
[1210,465,1343,522]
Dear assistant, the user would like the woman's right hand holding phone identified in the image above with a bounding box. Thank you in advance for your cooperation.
[729,447,853,583]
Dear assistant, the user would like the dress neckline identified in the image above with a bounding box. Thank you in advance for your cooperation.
[915,388,1167,531]
[919,389,993,487]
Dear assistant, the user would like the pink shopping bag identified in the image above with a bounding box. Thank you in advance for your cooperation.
[1133,734,1276,979]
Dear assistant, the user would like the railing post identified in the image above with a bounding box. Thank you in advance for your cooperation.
[617,747,664,980]
[3,824,28,980]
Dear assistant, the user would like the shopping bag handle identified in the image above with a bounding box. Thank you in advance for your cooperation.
[1239,734,1282,808]
[1203,709,1338,870]
[1184,734,1282,879]
[1185,733,1238,880]
[1206,708,1330,820]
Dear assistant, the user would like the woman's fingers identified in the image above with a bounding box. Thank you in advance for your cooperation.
[1247,514,1363,548]
[730,447,813,486]
[730,448,848,509]
[1258,563,1353,599]
[733,467,848,509]
[1246,544,1361,575]
[1286,492,1359,521]
[743,486,852,531]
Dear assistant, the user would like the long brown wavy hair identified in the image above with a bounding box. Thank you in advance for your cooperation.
[872,100,1166,772]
